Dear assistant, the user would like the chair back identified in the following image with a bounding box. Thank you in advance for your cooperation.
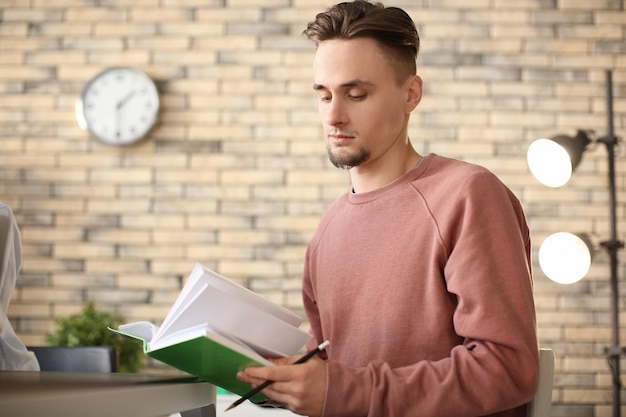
[526,348,555,417]
[27,346,118,372]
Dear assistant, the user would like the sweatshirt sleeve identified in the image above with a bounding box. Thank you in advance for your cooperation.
[309,169,539,417]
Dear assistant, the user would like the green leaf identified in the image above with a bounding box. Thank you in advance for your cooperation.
[47,301,144,373]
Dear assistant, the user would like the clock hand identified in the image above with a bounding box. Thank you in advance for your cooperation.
[115,111,121,138]
[116,91,136,110]
[114,91,136,138]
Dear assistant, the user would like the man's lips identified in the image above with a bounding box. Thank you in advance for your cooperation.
[328,133,355,145]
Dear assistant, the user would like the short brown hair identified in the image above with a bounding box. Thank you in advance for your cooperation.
[303,0,420,84]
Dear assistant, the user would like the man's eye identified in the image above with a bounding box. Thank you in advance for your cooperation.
[349,94,366,100]
[320,95,332,102]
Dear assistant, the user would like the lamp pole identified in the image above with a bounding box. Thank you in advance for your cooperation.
[598,69,624,417]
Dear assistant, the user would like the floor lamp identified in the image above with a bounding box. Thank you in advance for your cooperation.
[527,69,623,417]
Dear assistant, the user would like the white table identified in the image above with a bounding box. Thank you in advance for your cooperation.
[0,371,216,417]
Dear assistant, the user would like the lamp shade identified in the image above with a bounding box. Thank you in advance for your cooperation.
[527,130,591,188]
[538,232,592,284]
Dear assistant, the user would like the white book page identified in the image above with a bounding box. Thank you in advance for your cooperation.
[157,264,205,334]
[117,321,159,343]
[149,323,272,366]
[154,281,309,357]
[154,281,209,343]
[196,264,303,327]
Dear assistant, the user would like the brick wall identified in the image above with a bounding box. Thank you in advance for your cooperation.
[1,0,625,416]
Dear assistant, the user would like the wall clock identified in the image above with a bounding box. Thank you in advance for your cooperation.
[77,67,160,146]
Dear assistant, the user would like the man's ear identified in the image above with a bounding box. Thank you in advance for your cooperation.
[404,75,423,113]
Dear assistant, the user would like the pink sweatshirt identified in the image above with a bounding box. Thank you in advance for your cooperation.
[303,154,539,417]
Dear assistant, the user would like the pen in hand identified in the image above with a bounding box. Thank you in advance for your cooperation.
[226,340,330,411]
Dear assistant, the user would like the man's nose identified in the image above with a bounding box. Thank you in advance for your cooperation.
[323,98,347,126]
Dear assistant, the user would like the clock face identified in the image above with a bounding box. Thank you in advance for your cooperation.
[80,67,159,146]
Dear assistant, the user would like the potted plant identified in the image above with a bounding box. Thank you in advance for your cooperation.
[47,301,144,373]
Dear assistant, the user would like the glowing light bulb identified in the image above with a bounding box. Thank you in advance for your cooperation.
[538,232,592,284]
[527,139,573,188]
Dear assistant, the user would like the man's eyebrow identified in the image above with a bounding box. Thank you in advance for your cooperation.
[313,79,374,90]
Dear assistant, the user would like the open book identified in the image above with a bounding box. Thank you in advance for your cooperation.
[111,263,311,400]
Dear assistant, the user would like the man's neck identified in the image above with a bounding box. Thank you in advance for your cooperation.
[350,146,422,194]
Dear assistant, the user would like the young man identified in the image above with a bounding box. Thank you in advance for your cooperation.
[238,1,539,416]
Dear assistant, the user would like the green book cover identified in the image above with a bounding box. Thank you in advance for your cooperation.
[110,323,271,402]
[147,335,269,402]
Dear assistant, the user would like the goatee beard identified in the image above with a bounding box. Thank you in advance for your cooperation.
[326,144,370,170]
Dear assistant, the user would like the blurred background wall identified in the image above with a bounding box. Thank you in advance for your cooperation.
[1,0,625,415]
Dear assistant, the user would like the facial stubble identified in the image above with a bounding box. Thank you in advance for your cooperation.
[326,143,371,170]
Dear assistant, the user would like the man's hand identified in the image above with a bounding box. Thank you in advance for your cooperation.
[236,355,327,417]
